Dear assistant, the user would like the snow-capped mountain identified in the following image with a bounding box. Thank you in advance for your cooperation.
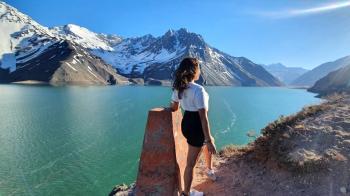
[0,1,127,85]
[0,1,282,86]
[50,24,122,51]
[10,39,128,85]
[92,28,282,86]
[0,1,57,72]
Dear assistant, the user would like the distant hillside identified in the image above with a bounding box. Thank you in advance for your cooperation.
[292,56,350,87]
[262,63,308,85]
[308,64,350,96]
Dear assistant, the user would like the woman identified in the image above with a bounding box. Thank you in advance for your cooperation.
[169,57,217,196]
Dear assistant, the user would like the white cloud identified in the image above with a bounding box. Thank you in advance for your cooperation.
[256,1,350,18]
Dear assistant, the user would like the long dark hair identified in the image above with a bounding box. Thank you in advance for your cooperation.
[172,57,199,99]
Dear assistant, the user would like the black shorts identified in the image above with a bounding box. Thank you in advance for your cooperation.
[181,110,205,147]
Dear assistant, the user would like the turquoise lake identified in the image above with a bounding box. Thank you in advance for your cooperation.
[0,85,321,195]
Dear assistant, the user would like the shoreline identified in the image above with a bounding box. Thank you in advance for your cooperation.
[11,80,49,85]
[2,82,312,90]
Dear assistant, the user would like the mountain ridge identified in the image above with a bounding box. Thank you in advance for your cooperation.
[292,55,350,87]
[0,1,282,86]
[308,64,350,96]
[262,63,308,85]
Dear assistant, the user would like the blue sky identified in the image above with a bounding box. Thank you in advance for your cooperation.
[4,0,350,69]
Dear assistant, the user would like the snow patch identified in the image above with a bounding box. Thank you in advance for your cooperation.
[65,62,77,71]
[88,69,98,78]
[50,24,118,51]
[0,53,16,72]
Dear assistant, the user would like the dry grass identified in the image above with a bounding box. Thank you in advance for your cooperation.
[218,144,253,158]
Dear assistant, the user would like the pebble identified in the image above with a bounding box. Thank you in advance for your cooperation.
[340,187,347,194]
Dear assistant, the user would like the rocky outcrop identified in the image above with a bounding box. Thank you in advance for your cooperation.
[191,93,350,195]
[109,183,135,196]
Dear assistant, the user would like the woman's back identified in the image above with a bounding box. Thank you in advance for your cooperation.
[171,81,209,112]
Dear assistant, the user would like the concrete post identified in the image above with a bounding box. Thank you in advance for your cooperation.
[134,107,188,196]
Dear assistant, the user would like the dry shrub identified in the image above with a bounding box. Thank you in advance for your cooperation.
[219,144,253,158]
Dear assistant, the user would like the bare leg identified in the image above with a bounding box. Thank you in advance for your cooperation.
[183,144,202,195]
[203,145,212,170]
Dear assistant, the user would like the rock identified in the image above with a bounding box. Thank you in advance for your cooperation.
[134,107,188,195]
[343,140,350,145]
[325,149,347,161]
[282,133,290,138]
[247,130,257,138]
[109,183,135,196]
[340,187,347,194]
[288,149,322,163]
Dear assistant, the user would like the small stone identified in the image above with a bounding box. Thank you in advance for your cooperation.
[343,140,350,145]
[282,133,290,138]
[340,187,347,194]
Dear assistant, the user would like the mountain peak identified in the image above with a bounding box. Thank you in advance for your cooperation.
[65,23,82,30]
[162,28,205,49]
[165,28,189,36]
[54,23,89,36]
[0,1,11,13]
[0,1,35,25]
[50,24,120,50]
[164,28,201,37]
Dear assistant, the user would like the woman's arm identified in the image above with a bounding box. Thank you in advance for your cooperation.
[198,108,217,154]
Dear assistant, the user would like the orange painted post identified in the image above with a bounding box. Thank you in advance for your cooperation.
[134,107,188,196]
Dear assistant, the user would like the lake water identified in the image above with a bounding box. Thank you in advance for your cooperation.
[0,85,320,195]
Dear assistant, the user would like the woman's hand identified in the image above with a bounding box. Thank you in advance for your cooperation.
[169,101,180,112]
[206,141,217,154]
[205,136,217,154]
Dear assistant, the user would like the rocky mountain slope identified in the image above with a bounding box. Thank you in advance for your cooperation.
[0,1,282,86]
[11,40,128,85]
[292,55,350,87]
[262,63,308,85]
[308,64,350,96]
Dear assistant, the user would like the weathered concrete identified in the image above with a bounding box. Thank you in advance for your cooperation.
[134,107,188,196]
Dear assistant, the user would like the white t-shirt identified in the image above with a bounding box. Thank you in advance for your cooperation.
[171,81,209,111]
